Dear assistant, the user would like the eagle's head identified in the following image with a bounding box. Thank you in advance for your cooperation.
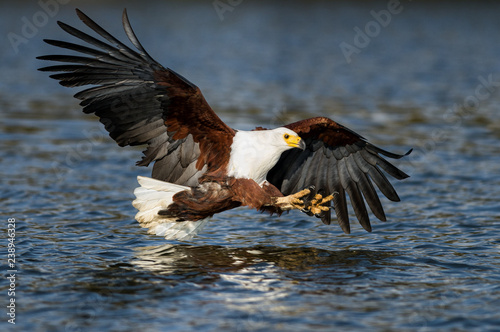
[227,127,306,185]
[268,127,306,152]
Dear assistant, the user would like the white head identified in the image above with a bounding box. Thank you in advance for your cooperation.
[261,127,306,152]
[227,127,305,185]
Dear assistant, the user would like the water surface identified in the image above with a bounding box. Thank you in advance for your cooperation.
[1,0,500,331]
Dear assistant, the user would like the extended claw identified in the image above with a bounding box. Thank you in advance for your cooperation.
[291,188,311,200]
[307,193,335,215]
[273,188,311,211]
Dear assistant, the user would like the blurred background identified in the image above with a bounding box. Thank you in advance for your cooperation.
[1,0,500,331]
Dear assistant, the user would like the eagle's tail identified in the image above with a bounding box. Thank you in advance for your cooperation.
[132,176,209,241]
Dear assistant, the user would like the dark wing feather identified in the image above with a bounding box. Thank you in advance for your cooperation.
[267,117,411,234]
[38,9,235,185]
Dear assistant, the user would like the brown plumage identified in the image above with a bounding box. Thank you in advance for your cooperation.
[38,9,411,240]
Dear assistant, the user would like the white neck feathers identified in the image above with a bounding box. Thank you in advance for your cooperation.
[226,130,290,186]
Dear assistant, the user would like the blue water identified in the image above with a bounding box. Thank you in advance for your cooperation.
[1,0,500,331]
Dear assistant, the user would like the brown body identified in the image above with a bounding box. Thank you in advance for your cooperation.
[161,177,286,222]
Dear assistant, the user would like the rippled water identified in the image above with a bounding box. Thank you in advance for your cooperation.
[2,0,500,331]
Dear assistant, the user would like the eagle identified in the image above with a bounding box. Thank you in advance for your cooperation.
[38,9,412,241]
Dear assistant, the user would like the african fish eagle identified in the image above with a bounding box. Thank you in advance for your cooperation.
[38,9,412,241]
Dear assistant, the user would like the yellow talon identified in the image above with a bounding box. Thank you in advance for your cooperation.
[288,188,311,208]
[307,192,335,215]
[292,188,311,198]
[272,189,334,213]
[310,194,323,205]
[321,194,334,204]
[273,188,311,211]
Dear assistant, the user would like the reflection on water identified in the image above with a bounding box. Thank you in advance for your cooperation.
[129,244,403,329]
[132,244,396,275]
[2,0,500,331]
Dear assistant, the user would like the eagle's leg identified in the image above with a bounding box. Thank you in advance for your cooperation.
[273,188,311,211]
[306,193,335,215]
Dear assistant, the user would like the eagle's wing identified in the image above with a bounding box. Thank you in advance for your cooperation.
[38,9,234,186]
[267,117,411,234]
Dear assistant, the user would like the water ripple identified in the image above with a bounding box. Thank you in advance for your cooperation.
[2,1,500,331]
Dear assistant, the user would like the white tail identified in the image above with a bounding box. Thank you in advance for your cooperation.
[132,176,209,241]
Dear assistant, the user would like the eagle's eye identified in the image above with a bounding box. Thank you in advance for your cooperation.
[284,134,290,139]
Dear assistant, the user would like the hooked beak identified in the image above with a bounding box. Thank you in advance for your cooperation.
[287,136,306,150]
[298,139,306,150]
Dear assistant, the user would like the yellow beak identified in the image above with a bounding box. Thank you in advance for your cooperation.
[286,135,306,150]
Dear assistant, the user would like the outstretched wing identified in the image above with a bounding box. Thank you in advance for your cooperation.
[267,117,411,234]
[38,9,234,186]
